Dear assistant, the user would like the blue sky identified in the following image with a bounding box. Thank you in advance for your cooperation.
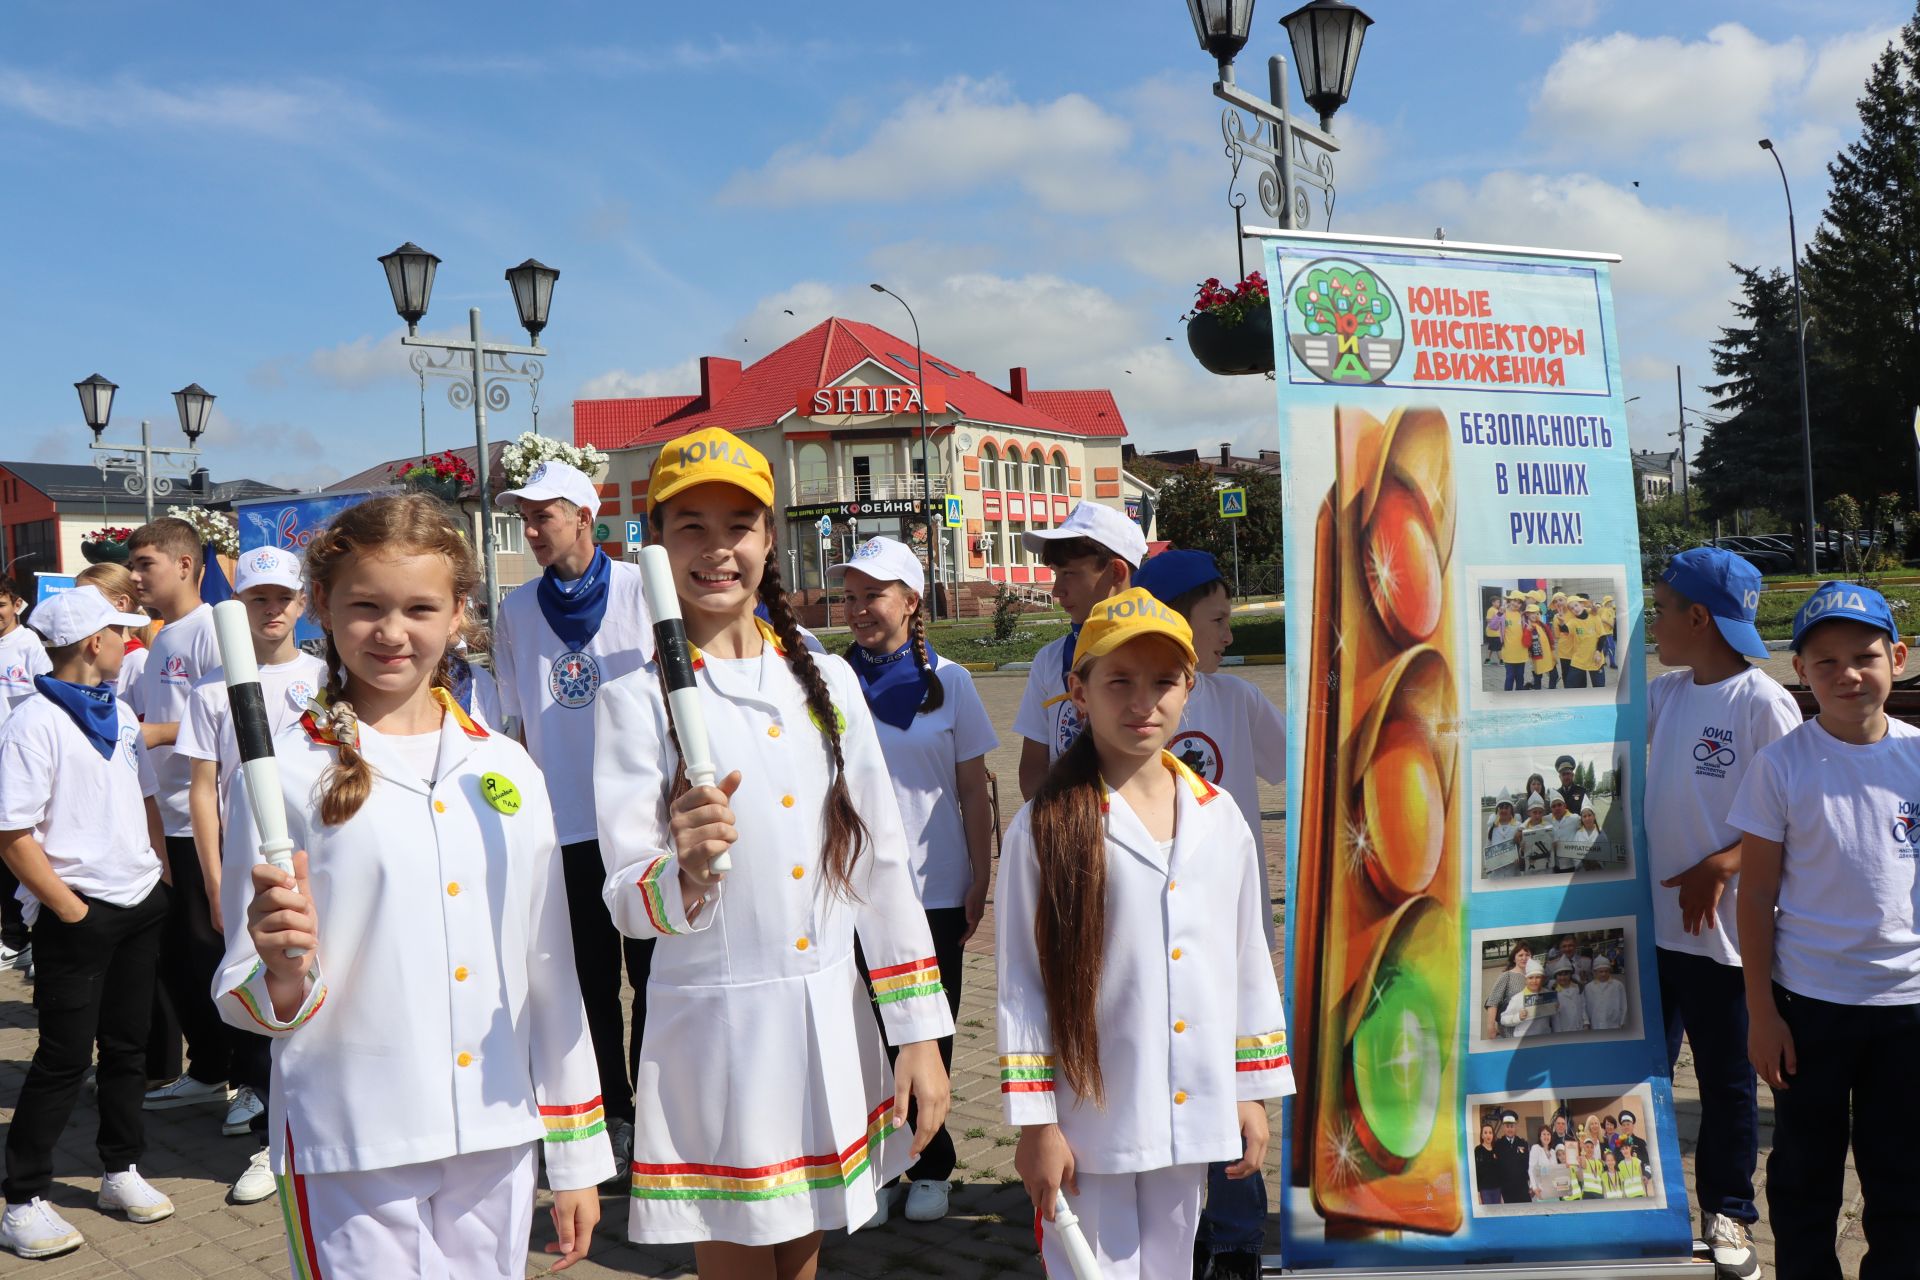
[0,0,1907,489]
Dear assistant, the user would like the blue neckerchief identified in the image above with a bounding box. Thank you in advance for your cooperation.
[448,652,476,715]
[536,549,613,652]
[1060,624,1082,687]
[850,638,935,731]
[35,675,121,761]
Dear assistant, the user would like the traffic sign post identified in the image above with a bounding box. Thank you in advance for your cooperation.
[625,519,644,547]
[943,495,964,528]
[817,515,833,629]
[1220,487,1246,597]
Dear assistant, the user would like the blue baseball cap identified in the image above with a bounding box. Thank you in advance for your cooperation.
[1133,549,1224,606]
[1790,580,1901,651]
[1661,547,1767,660]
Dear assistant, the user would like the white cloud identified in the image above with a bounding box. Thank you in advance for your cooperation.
[1519,0,1604,35]
[720,76,1141,215]
[1529,23,1898,178]
[578,359,699,400]
[307,325,479,389]
[0,68,383,138]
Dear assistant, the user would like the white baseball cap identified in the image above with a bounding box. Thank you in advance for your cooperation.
[829,536,925,595]
[499,460,599,518]
[29,585,149,647]
[234,545,304,595]
[1021,500,1147,567]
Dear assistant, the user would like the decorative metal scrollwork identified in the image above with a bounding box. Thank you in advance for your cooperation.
[414,343,544,417]
[1218,100,1339,231]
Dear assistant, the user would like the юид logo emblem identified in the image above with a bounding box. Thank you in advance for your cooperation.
[1288,258,1403,385]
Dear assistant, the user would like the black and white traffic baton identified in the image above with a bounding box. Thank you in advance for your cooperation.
[637,544,730,873]
[211,599,304,958]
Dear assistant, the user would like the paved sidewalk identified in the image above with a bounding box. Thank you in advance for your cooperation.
[0,663,1865,1277]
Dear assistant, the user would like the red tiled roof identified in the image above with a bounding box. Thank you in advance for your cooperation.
[570,317,1128,449]
[1024,389,1127,438]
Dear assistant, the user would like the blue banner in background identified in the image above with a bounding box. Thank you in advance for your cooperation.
[235,491,371,644]
[1264,232,1691,1269]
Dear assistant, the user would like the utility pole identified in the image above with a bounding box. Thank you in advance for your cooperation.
[1675,365,1690,524]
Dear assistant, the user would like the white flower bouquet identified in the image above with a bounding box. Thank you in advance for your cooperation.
[499,432,608,489]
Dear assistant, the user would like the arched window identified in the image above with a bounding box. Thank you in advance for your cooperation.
[981,442,1000,491]
[796,442,828,501]
[1027,446,1045,493]
[1049,450,1068,495]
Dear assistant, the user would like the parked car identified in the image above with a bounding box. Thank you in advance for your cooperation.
[1712,536,1794,574]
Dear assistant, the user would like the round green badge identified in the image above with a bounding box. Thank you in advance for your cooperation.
[480,772,522,815]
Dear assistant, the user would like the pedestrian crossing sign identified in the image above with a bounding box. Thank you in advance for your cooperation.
[1220,487,1247,519]
[944,494,964,528]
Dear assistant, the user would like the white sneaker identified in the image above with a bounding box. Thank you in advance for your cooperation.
[143,1075,230,1111]
[0,941,18,963]
[0,1198,83,1259]
[903,1178,950,1222]
[231,1149,276,1205]
[4,944,29,973]
[860,1182,900,1230]
[1707,1214,1761,1280]
[223,1086,264,1136]
[98,1167,174,1223]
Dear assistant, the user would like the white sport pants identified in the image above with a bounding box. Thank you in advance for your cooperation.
[1037,1163,1207,1279]
[279,1140,537,1280]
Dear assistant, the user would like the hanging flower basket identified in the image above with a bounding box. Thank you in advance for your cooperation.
[390,451,476,505]
[1184,273,1275,376]
[82,539,132,565]
[405,473,464,504]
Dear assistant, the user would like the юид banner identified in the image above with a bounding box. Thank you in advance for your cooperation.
[1264,231,1693,1269]
[235,491,372,644]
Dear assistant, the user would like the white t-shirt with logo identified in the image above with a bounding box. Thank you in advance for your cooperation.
[138,604,223,837]
[1165,670,1285,946]
[175,653,328,810]
[1012,633,1084,762]
[0,693,161,924]
[117,645,150,708]
[1729,716,1920,1005]
[493,561,653,844]
[0,624,51,709]
[869,655,999,910]
[1646,666,1803,963]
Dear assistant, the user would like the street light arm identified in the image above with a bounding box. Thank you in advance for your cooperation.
[1759,138,1818,574]
[869,282,942,621]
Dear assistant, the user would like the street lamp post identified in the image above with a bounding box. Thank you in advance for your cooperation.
[377,243,559,621]
[1187,0,1373,275]
[1758,139,1818,574]
[76,374,212,524]
[869,282,943,623]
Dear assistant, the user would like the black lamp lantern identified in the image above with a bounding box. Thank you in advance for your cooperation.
[74,373,118,440]
[504,259,560,345]
[378,242,441,335]
[1186,0,1256,76]
[1280,0,1372,130]
[173,383,215,442]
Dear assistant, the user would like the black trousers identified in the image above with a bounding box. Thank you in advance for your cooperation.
[1767,984,1920,1280]
[4,884,167,1201]
[153,835,246,1085]
[561,840,652,1127]
[0,861,27,951]
[859,905,968,1184]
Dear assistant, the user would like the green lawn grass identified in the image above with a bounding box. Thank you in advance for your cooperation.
[814,609,1293,665]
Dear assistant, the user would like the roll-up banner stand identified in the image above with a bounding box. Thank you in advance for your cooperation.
[235,491,374,645]
[1258,229,1699,1278]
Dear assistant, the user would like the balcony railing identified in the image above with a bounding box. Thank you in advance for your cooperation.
[792,471,951,504]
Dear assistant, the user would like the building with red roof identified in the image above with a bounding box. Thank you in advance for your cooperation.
[572,317,1142,606]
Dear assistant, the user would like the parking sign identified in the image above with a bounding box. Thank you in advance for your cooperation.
[626,519,644,546]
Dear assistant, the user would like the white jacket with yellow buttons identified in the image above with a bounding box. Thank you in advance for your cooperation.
[593,624,954,1245]
[996,753,1294,1174]
[212,688,615,1190]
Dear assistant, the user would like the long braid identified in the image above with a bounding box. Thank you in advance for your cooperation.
[908,608,944,714]
[316,633,372,826]
[759,548,867,901]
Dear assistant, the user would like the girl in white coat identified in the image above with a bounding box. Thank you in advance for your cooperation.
[997,588,1293,1279]
[220,494,612,1280]
[594,429,952,1280]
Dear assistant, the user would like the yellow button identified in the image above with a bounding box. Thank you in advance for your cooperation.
[447,882,461,897]
[456,1052,473,1067]
[454,967,469,982]
[434,800,446,813]
[795,937,810,951]
[767,724,782,738]
[791,866,805,880]
[1170,947,1183,960]
[1174,1091,1188,1105]
[1170,879,1178,890]
[1174,1020,1186,1033]
[782,795,795,808]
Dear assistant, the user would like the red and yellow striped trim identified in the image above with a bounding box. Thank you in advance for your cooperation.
[635,855,683,935]
[541,1095,609,1144]
[1097,750,1222,814]
[298,685,486,746]
[1000,1053,1055,1094]
[870,956,944,1006]
[629,1098,894,1202]
[1235,1030,1290,1073]
[229,962,327,1033]
[276,1128,325,1280]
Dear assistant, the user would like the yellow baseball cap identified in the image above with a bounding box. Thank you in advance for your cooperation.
[648,428,775,508]
[1071,587,1197,670]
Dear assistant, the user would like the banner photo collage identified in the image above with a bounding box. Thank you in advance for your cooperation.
[1263,232,1693,1269]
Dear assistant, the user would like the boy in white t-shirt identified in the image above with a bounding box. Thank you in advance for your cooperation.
[1647,546,1798,1278]
[173,545,324,1204]
[0,579,49,966]
[1132,548,1282,1278]
[0,587,173,1260]
[1732,581,1920,1277]
[1012,501,1145,800]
